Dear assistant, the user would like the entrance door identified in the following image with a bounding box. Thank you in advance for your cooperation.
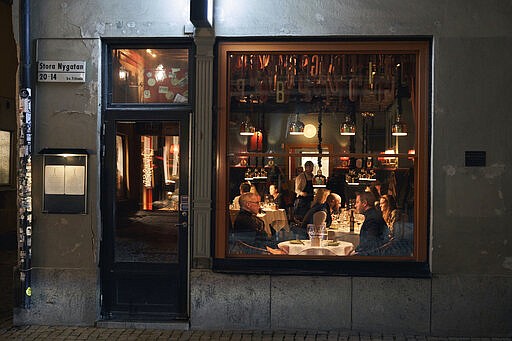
[101,118,189,319]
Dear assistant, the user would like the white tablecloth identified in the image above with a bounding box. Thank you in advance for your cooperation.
[278,240,354,256]
[327,222,360,246]
[260,209,288,231]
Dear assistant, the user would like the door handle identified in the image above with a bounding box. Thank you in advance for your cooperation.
[176,222,188,228]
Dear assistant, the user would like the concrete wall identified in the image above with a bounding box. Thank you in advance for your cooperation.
[11,0,512,336]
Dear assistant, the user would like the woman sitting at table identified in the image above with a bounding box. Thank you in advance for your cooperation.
[379,194,403,239]
[301,191,343,230]
[268,183,286,209]
[297,188,331,232]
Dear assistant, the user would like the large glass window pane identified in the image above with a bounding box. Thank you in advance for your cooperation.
[112,48,189,104]
[218,42,428,261]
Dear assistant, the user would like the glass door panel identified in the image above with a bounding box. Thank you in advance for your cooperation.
[114,121,181,263]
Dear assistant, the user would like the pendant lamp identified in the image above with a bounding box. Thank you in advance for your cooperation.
[391,114,407,136]
[288,113,305,135]
[340,115,356,136]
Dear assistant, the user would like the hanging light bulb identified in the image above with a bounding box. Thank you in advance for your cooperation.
[239,116,255,136]
[340,115,356,136]
[289,113,305,135]
[392,114,408,136]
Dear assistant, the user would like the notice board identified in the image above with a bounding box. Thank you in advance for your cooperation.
[41,149,88,214]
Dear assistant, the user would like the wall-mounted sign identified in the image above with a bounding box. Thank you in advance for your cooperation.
[38,60,86,83]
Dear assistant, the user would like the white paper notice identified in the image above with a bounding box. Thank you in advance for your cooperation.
[0,131,10,184]
[64,165,85,195]
[44,165,65,194]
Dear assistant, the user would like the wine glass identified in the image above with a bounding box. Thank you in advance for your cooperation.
[271,220,287,241]
[307,224,315,241]
[318,224,327,244]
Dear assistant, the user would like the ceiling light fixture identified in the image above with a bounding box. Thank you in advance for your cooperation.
[303,124,317,138]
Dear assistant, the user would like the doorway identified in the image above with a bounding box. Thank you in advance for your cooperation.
[101,118,189,320]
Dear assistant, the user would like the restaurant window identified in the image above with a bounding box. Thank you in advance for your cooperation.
[215,41,430,266]
[111,48,189,104]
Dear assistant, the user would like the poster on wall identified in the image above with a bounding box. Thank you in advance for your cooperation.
[0,130,11,185]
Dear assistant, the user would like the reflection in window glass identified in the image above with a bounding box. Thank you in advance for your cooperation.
[115,122,181,263]
[112,48,189,104]
[225,50,419,258]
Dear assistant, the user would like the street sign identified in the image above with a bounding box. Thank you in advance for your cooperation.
[37,61,86,83]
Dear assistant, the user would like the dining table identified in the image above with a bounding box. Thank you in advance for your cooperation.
[327,221,361,247]
[277,239,354,256]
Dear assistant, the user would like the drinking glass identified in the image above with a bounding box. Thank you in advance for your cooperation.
[307,224,315,240]
[318,223,327,243]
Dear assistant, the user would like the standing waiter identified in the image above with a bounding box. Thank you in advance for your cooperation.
[293,160,315,221]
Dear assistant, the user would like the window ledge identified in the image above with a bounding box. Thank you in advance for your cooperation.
[213,258,431,278]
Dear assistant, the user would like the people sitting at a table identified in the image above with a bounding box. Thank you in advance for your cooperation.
[300,188,331,229]
[268,183,286,209]
[303,192,342,229]
[233,192,273,252]
[379,194,403,239]
[353,191,389,255]
[231,181,251,210]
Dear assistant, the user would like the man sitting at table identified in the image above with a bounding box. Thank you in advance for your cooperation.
[353,191,389,254]
[233,192,273,251]
[299,192,342,235]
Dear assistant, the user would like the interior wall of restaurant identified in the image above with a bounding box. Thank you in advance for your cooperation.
[9,0,512,336]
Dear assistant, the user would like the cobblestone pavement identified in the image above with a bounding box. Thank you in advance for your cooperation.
[1,323,511,341]
[1,248,511,340]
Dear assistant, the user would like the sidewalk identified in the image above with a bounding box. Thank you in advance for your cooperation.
[1,320,511,341]
[1,249,510,340]
[1,325,510,341]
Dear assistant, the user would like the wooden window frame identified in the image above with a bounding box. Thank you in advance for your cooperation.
[214,40,430,274]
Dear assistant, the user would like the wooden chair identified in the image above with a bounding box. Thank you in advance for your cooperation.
[230,240,270,255]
